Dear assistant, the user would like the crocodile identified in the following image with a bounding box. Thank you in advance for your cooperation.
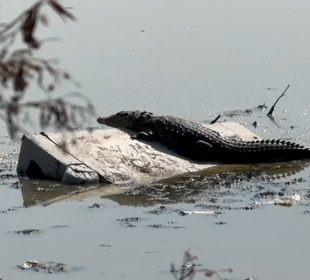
[97,110,310,163]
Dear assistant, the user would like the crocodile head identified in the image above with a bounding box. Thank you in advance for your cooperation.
[97,110,153,130]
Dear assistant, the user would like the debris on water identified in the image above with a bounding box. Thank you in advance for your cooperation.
[147,205,173,215]
[147,222,186,229]
[0,206,21,214]
[10,181,20,189]
[147,206,217,216]
[275,194,301,207]
[34,187,53,192]
[196,203,255,211]
[117,217,146,223]
[50,225,69,229]
[117,216,147,227]
[99,244,112,247]
[214,104,268,118]
[0,173,17,180]
[17,260,68,273]
[171,250,233,280]
[12,229,43,235]
[215,221,227,225]
[255,193,302,207]
[116,160,309,207]
[176,210,216,216]
[147,224,186,229]
[170,262,198,275]
[88,203,104,208]
[0,170,18,189]
[255,191,284,198]
[144,250,158,254]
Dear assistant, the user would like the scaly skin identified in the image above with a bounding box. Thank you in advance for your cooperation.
[97,111,310,163]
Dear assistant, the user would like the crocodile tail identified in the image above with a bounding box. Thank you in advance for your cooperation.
[224,138,310,163]
[245,139,308,150]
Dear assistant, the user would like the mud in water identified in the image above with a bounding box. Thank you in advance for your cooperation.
[1,134,310,280]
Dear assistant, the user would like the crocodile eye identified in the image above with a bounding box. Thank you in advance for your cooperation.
[117,111,127,117]
[140,111,152,118]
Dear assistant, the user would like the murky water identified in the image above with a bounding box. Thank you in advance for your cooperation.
[2,159,310,280]
[1,0,310,279]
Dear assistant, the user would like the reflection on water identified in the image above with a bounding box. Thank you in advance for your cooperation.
[1,130,310,210]
[19,179,133,207]
[18,160,310,208]
[108,160,310,207]
[19,179,91,207]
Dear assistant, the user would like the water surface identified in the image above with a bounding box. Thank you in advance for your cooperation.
[1,1,310,279]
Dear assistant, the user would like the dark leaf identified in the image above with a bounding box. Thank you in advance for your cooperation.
[14,68,28,92]
[55,100,68,127]
[48,0,76,21]
[21,3,41,49]
[40,106,52,128]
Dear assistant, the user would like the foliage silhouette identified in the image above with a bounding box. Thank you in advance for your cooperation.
[0,0,95,138]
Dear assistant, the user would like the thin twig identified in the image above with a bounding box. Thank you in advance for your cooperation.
[267,114,281,128]
[209,113,222,124]
[267,84,290,117]
[0,1,89,138]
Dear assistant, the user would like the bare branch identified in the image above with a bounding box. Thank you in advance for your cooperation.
[47,0,76,21]
[170,250,232,280]
[267,84,290,117]
[209,113,222,124]
[0,1,95,138]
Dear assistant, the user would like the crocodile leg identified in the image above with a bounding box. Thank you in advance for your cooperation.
[192,140,214,160]
[132,130,155,141]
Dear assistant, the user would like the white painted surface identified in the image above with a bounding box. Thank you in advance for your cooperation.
[17,122,259,185]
